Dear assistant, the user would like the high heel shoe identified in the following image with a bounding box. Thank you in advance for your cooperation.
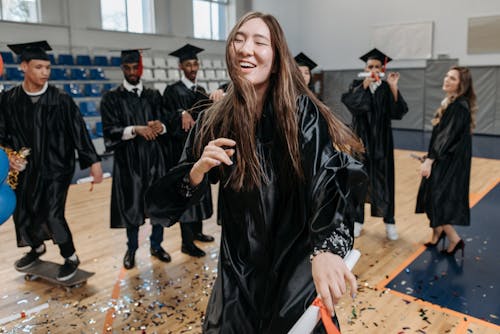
[424,231,446,248]
[441,239,465,257]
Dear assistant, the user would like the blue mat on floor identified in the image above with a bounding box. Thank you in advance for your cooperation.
[387,184,500,325]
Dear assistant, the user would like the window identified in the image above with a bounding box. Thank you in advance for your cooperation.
[101,0,155,33]
[0,0,39,23]
[193,0,228,40]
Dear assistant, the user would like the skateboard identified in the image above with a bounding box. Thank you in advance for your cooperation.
[15,259,94,288]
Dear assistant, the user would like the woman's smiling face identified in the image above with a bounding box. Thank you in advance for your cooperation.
[231,17,274,95]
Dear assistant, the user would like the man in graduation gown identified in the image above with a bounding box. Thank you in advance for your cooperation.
[162,44,214,257]
[341,48,408,240]
[100,49,172,269]
[0,41,103,281]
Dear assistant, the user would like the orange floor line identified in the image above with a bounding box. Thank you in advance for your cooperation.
[388,290,500,331]
[101,226,150,333]
[373,177,500,331]
[469,177,500,207]
[375,244,426,291]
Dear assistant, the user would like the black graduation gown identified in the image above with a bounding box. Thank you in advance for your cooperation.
[341,80,408,218]
[100,86,170,228]
[0,85,101,247]
[162,81,212,223]
[146,95,367,333]
[415,97,471,227]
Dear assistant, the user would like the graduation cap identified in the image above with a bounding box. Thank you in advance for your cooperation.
[295,52,318,71]
[359,48,392,64]
[120,48,150,64]
[7,40,52,62]
[169,44,204,62]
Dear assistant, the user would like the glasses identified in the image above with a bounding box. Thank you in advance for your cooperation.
[367,65,381,69]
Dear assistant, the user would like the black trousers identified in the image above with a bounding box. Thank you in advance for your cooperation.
[27,228,75,258]
[126,224,164,251]
[180,221,202,244]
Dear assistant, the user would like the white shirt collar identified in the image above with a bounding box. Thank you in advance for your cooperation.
[181,76,197,89]
[22,82,48,96]
[123,79,143,95]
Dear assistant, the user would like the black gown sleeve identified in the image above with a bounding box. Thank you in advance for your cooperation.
[162,85,184,138]
[389,89,409,120]
[0,92,10,148]
[63,94,101,169]
[145,114,210,226]
[428,101,470,161]
[100,91,128,151]
[341,80,372,116]
[298,95,367,258]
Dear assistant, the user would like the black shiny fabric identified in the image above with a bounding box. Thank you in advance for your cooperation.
[100,85,171,228]
[162,81,212,223]
[416,97,471,227]
[146,95,367,333]
[341,80,408,218]
[0,85,100,247]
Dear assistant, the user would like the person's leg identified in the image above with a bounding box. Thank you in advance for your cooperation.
[193,221,215,242]
[384,216,398,240]
[56,227,81,281]
[181,222,205,257]
[150,223,171,262]
[442,225,462,252]
[353,203,365,238]
[124,225,139,269]
[14,227,46,270]
[150,224,164,250]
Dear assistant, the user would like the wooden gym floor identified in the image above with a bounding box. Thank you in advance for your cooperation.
[0,149,499,334]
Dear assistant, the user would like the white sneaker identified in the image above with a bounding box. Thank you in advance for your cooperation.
[385,224,399,240]
[354,222,363,238]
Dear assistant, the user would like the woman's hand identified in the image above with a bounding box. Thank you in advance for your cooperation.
[420,158,434,178]
[189,138,236,186]
[311,252,357,314]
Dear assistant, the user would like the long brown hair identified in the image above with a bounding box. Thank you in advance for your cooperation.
[432,66,477,130]
[195,12,363,191]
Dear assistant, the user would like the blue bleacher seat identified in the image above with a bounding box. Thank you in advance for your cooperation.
[79,101,99,116]
[48,54,56,64]
[89,68,107,80]
[93,55,109,66]
[85,122,98,139]
[76,55,91,66]
[1,51,16,64]
[84,83,102,97]
[5,67,24,80]
[50,68,68,80]
[110,56,121,67]
[95,121,103,137]
[102,83,118,93]
[71,68,88,80]
[57,54,74,65]
[64,83,84,97]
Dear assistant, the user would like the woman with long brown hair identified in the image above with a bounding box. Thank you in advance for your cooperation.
[416,66,477,256]
[147,12,366,333]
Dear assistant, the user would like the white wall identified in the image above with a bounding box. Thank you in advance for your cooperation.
[0,0,230,57]
[252,0,500,70]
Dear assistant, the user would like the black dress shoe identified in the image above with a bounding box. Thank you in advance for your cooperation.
[181,243,206,257]
[150,247,171,263]
[123,249,136,269]
[195,233,215,242]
